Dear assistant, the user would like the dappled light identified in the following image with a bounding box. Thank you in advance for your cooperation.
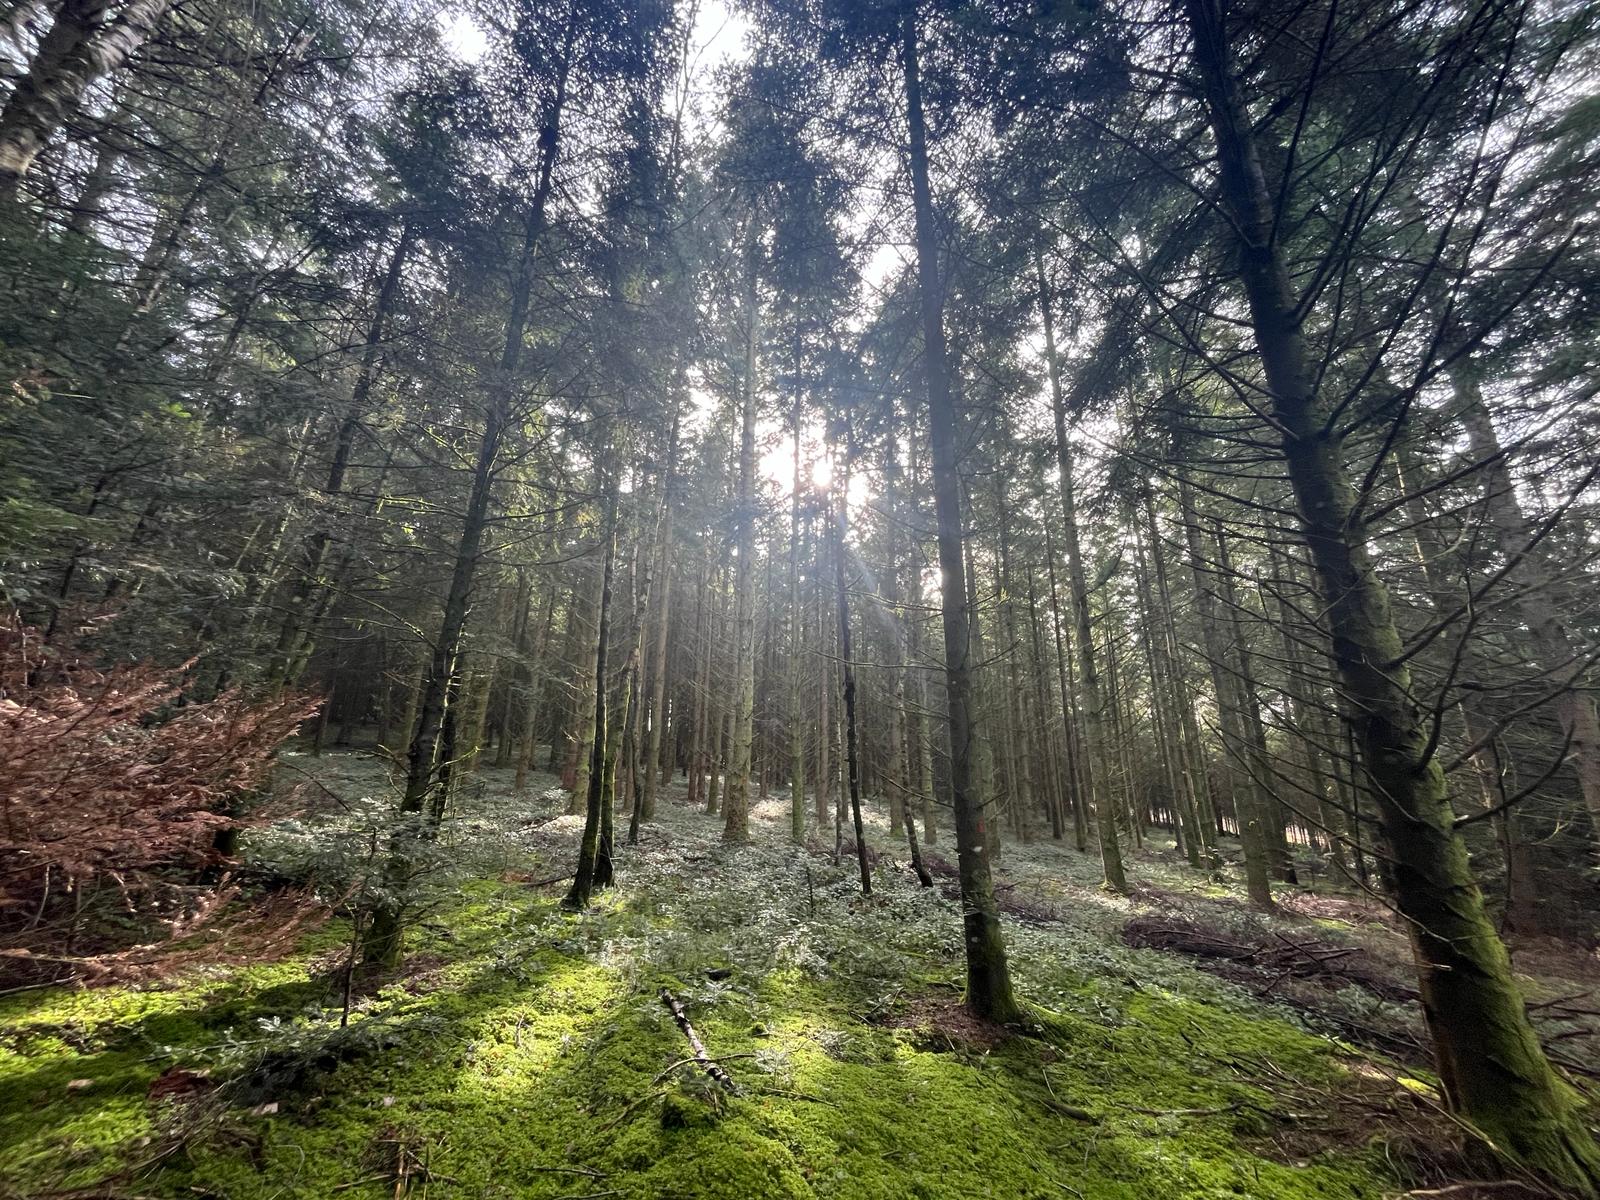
[2,0,1598,1195]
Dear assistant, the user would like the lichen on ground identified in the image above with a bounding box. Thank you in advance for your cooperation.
[1,750,1588,1199]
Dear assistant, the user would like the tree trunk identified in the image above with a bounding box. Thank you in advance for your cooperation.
[569,547,605,814]
[1184,1,1600,1184]
[816,537,833,829]
[1178,475,1276,908]
[1038,254,1126,891]
[272,226,414,686]
[686,548,712,807]
[722,222,760,844]
[833,454,871,896]
[1212,517,1296,882]
[1045,532,1091,853]
[1132,505,1201,865]
[0,0,171,198]
[516,582,558,793]
[640,402,681,822]
[567,473,617,910]
[902,5,1019,1023]
[788,391,808,842]
[362,23,570,967]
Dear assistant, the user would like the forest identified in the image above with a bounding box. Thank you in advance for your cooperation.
[1,0,1599,1195]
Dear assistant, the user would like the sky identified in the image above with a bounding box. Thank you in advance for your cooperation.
[436,2,750,76]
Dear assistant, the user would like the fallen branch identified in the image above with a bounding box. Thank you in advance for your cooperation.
[659,988,739,1093]
[652,1052,757,1086]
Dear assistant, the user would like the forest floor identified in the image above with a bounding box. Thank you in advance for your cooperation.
[3,750,1597,1200]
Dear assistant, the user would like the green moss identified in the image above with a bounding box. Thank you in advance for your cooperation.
[0,938,376,1194]
[0,944,1403,1200]
[0,800,1420,1200]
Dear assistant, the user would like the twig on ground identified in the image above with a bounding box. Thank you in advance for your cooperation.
[652,1052,758,1086]
[659,988,739,1093]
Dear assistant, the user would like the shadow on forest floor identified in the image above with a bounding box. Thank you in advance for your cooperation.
[1,748,1594,1199]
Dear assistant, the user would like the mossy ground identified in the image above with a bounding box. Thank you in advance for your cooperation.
[1,751,1583,1199]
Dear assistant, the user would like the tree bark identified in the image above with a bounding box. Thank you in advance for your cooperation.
[1178,475,1276,908]
[787,390,808,842]
[362,18,571,967]
[1038,255,1126,892]
[273,223,414,686]
[722,221,760,844]
[1045,532,1092,853]
[1184,1,1600,1184]
[833,453,871,896]
[567,473,617,910]
[902,4,1019,1023]
[0,0,171,198]
[640,402,681,822]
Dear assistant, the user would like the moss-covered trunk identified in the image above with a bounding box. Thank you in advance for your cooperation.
[1184,0,1600,1186]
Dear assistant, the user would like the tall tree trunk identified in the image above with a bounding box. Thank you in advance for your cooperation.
[686,547,712,807]
[1132,506,1201,865]
[965,542,1001,867]
[1178,475,1276,907]
[1184,2,1600,1185]
[907,427,937,847]
[995,488,1035,842]
[902,5,1019,1023]
[833,452,871,896]
[787,389,807,843]
[516,582,558,793]
[567,472,617,910]
[1026,569,1067,842]
[0,0,172,198]
[723,222,760,844]
[1038,255,1126,891]
[816,530,833,829]
[362,22,571,967]
[640,401,681,822]
[273,224,414,686]
[1211,517,1296,882]
[1045,532,1091,853]
[1264,540,1351,882]
[361,397,501,966]
[569,543,605,814]
[1144,492,1217,867]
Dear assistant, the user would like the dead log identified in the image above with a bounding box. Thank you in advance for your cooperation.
[1122,914,1415,1001]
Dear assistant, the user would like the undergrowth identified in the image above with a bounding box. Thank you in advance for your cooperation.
[0,749,1577,1199]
